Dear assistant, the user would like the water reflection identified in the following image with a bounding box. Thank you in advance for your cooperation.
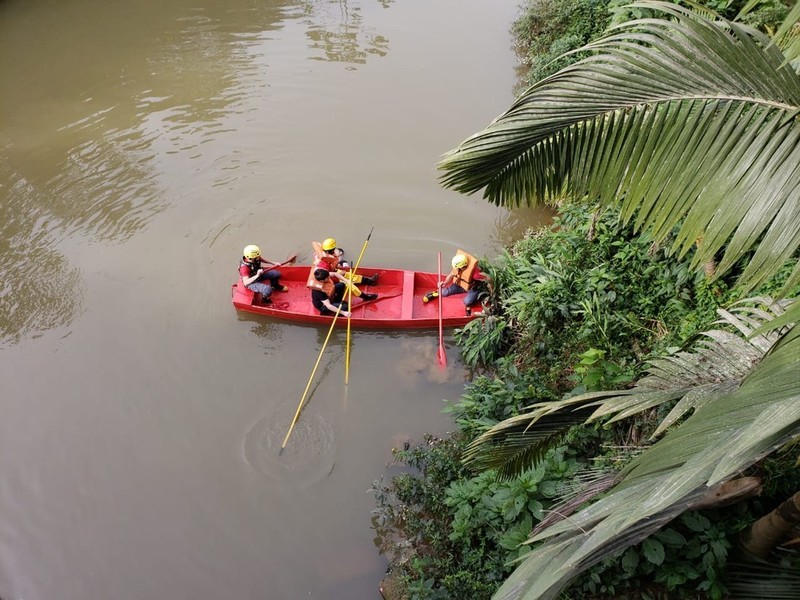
[0,153,84,347]
[238,313,287,350]
[0,0,293,345]
[299,0,390,64]
[490,204,555,250]
[395,338,452,384]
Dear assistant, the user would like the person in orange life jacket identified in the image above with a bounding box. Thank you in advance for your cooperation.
[423,251,488,315]
[239,244,288,304]
[314,237,378,300]
[309,269,352,317]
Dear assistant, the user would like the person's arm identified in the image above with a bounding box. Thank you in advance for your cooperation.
[438,272,455,289]
[321,298,351,318]
[241,266,261,286]
[334,248,350,269]
[471,266,491,287]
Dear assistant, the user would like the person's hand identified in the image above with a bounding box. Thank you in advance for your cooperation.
[342,310,351,318]
[257,268,264,276]
[437,281,444,289]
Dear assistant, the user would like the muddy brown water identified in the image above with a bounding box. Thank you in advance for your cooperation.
[0,1,551,598]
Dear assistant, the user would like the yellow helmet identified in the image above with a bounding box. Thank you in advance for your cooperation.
[452,254,468,269]
[243,245,261,259]
[322,238,337,251]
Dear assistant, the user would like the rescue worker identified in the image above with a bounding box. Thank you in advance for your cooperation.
[423,250,488,315]
[308,268,352,317]
[239,244,288,304]
[313,237,378,300]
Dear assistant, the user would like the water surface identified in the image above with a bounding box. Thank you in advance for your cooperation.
[0,1,550,598]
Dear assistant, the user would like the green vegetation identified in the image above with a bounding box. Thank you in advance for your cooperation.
[375,1,800,599]
[374,204,800,599]
[512,0,793,84]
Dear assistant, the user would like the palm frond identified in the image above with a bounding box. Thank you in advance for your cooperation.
[726,556,800,599]
[465,299,790,484]
[438,1,800,291]
[773,1,800,65]
[493,324,800,600]
[462,406,596,480]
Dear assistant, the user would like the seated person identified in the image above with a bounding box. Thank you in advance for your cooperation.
[314,238,379,299]
[308,268,351,317]
[239,244,288,304]
[423,250,489,315]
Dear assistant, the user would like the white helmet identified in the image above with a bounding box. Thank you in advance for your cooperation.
[452,254,468,269]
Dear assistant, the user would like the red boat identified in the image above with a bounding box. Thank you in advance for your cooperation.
[231,265,479,329]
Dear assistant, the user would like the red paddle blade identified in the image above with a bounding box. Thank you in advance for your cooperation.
[437,344,447,368]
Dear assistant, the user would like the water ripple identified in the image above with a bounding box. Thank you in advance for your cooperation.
[243,413,337,488]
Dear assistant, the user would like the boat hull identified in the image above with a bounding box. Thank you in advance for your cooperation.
[231,266,478,329]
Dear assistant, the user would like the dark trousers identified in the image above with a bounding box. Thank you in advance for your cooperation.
[321,282,349,315]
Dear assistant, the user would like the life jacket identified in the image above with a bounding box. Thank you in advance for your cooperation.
[240,258,261,278]
[312,240,339,271]
[306,268,335,297]
[451,249,478,291]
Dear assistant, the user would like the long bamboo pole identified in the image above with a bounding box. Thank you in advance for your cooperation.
[279,305,344,453]
[345,227,374,384]
[280,228,373,452]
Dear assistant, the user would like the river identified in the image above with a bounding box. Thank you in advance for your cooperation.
[0,1,550,598]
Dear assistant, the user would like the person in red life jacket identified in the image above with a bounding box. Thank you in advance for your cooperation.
[423,250,489,315]
[239,244,289,304]
[309,268,352,317]
[313,237,378,300]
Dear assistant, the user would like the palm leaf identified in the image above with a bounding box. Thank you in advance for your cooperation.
[464,298,792,483]
[462,406,596,480]
[493,323,800,600]
[438,1,800,291]
[726,557,800,599]
[773,1,800,65]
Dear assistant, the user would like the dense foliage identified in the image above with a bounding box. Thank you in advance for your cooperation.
[374,2,800,598]
[457,203,729,388]
[512,0,793,85]
[373,203,763,599]
[373,433,590,600]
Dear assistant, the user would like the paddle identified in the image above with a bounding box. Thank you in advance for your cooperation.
[437,251,447,368]
[280,300,347,454]
[264,253,297,268]
[345,227,374,385]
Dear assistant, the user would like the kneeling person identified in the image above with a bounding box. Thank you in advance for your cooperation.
[314,238,379,298]
[309,268,351,317]
[423,250,489,316]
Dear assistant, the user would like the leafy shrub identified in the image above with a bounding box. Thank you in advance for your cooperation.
[373,436,588,600]
[457,203,715,390]
[513,0,792,87]
[567,507,752,599]
[444,358,556,438]
[513,0,611,83]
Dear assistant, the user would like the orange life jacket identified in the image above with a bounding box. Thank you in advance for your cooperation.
[451,249,478,291]
[312,240,340,271]
[306,268,335,296]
